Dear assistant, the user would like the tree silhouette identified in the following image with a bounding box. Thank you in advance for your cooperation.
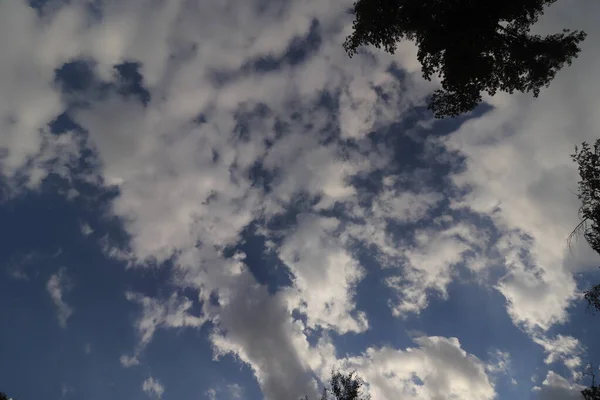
[571,142,600,398]
[583,387,600,400]
[304,370,370,400]
[570,140,600,312]
[582,366,600,400]
[344,0,586,118]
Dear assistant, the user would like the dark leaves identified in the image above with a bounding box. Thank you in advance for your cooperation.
[303,370,370,400]
[344,0,586,118]
[583,386,600,400]
[327,371,370,400]
[571,140,600,312]
[582,367,600,399]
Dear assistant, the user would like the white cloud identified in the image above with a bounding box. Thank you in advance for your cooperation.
[533,371,585,400]
[122,291,205,366]
[534,334,584,377]
[80,223,93,236]
[142,376,165,399]
[440,0,600,334]
[486,350,512,375]
[46,268,73,328]
[342,336,496,400]
[206,388,217,400]
[119,354,140,368]
[486,227,577,333]
[278,213,368,334]
[209,270,318,400]
[387,222,490,316]
[0,1,64,182]
[206,384,244,400]
[40,0,430,393]
[5,251,39,280]
[371,181,443,225]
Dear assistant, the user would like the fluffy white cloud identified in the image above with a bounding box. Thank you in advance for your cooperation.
[440,0,600,333]
[342,336,496,400]
[278,213,368,333]
[142,376,165,399]
[387,222,490,315]
[533,371,585,400]
[493,230,578,331]
[46,268,73,328]
[0,1,64,182]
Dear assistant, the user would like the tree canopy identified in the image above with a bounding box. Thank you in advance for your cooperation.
[570,140,600,313]
[583,384,600,400]
[344,0,586,118]
[571,140,600,398]
[304,371,370,400]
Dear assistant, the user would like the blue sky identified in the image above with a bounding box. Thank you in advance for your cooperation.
[2,0,600,399]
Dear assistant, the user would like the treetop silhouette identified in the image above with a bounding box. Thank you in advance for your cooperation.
[345,0,586,118]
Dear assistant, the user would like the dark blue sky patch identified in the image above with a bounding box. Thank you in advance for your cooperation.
[248,159,276,193]
[140,325,240,399]
[55,59,97,94]
[49,111,82,135]
[232,223,293,295]
[0,186,145,399]
[55,59,151,109]
[0,183,83,260]
[350,118,446,194]
[114,62,151,106]
[409,280,542,385]
[332,248,414,358]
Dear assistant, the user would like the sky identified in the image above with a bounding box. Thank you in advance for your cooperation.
[1,0,600,399]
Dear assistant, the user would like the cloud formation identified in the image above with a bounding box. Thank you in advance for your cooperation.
[142,376,165,399]
[46,268,73,328]
[121,291,205,366]
[533,371,585,400]
[343,336,496,400]
[534,334,584,377]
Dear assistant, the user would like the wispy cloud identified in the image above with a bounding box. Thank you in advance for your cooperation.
[121,291,205,367]
[46,268,73,328]
[142,377,164,399]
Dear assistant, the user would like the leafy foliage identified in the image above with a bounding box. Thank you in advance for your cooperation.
[304,370,370,400]
[583,385,600,400]
[344,0,586,118]
[582,367,600,400]
[571,140,600,312]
